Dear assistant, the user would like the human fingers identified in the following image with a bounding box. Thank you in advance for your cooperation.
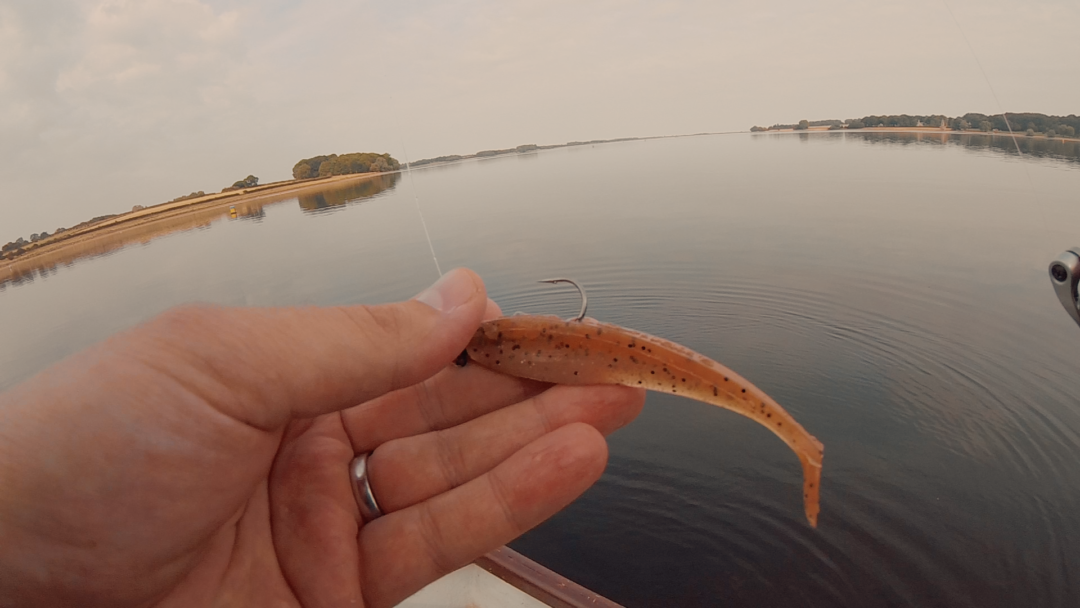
[357,423,608,607]
[128,267,489,430]
[341,363,549,453]
[367,384,644,511]
[0,268,486,604]
[341,296,547,452]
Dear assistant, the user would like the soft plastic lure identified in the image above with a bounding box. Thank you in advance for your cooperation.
[461,279,824,527]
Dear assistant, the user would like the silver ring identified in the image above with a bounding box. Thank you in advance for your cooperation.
[350,453,383,522]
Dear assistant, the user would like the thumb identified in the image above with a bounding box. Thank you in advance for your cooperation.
[132,267,489,430]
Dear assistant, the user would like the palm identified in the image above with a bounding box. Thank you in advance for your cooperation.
[149,412,362,608]
[153,362,637,608]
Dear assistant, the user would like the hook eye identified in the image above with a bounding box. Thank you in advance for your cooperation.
[1049,249,1080,329]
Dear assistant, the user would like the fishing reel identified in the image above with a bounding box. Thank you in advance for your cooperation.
[1050,248,1080,329]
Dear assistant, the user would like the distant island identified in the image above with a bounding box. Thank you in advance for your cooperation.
[752,112,1079,138]
[292,153,400,179]
[1,136,664,261]
[0,151,400,261]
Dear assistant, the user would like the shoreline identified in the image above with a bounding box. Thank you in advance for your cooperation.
[754,125,1080,143]
[0,172,390,282]
[7,125,1074,281]
[2,131,741,259]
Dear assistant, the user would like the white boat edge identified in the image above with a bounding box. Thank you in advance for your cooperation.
[398,545,623,608]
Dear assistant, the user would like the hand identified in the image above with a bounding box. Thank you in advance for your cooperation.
[0,268,645,607]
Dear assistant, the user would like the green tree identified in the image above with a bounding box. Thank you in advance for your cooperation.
[292,155,334,179]
[796,120,809,131]
[979,121,992,132]
[1046,129,1057,138]
[231,175,259,189]
[295,152,399,179]
[293,163,313,179]
[1026,129,1035,137]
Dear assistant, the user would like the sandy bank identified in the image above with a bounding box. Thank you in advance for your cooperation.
[0,172,391,286]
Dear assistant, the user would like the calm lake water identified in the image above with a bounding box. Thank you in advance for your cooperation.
[3,132,1080,606]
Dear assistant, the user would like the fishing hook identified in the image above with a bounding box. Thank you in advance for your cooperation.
[539,277,588,322]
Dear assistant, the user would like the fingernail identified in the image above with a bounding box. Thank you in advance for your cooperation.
[414,269,476,314]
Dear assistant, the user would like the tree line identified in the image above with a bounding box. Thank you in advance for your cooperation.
[405,139,642,168]
[752,120,841,131]
[292,153,401,180]
[752,113,1079,138]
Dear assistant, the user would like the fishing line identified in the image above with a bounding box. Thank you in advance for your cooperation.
[400,142,443,278]
[940,0,1049,234]
[940,1,1019,148]
[389,96,443,278]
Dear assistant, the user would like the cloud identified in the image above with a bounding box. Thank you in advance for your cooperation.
[54,0,241,94]
[0,0,254,238]
[2,1,242,134]
[1,0,1078,242]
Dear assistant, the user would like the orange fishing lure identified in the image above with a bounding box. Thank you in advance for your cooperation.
[463,281,824,526]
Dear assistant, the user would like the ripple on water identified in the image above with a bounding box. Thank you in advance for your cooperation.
[497,249,1080,606]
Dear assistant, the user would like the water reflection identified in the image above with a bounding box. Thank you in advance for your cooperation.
[297,173,400,212]
[235,206,266,222]
[0,174,401,289]
[843,130,1080,165]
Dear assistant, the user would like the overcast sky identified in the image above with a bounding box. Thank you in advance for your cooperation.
[1,0,1078,243]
